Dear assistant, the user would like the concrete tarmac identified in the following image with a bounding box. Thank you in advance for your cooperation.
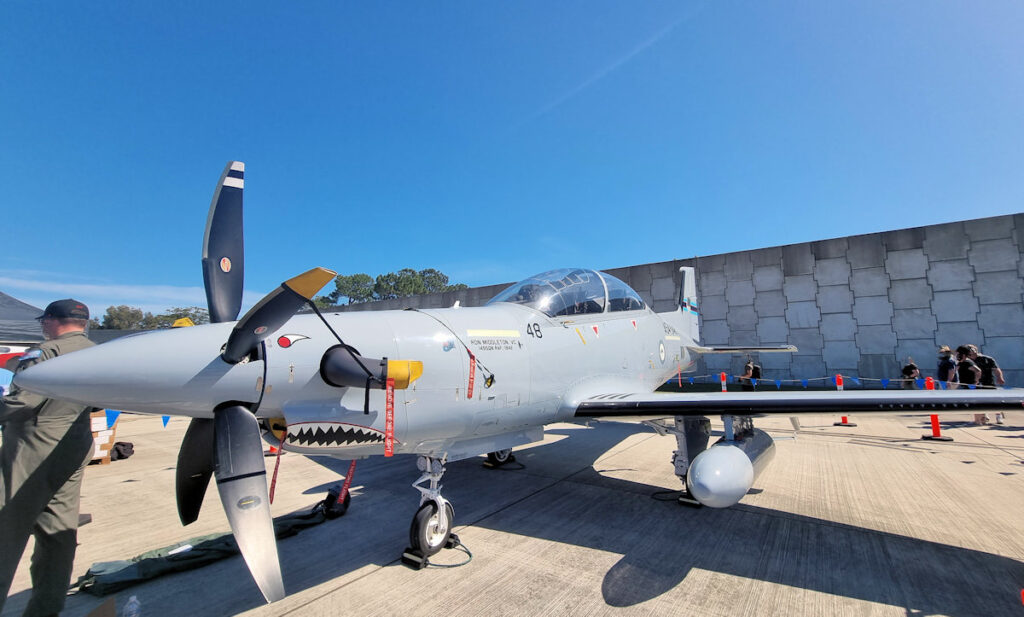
[2,412,1023,617]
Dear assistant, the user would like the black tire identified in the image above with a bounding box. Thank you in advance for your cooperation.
[487,449,513,466]
[409,501,454,557]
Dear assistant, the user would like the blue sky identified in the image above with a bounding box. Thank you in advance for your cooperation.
[2,2,1022,317]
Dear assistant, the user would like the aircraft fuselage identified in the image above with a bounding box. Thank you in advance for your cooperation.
[17,302,692,462]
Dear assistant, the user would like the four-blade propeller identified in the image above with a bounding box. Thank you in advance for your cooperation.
[174,161,334,603]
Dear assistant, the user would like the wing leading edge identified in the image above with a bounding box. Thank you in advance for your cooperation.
[575,389,1024,418]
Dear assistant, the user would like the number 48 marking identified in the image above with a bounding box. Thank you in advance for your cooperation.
[526,323,542,338]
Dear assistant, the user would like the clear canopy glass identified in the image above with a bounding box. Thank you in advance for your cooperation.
[487,268,645,317]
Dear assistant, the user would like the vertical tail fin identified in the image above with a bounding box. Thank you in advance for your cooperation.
[678,266,699,342]
[657,266,700,343]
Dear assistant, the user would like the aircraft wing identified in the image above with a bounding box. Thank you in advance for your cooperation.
[575,389,1024,418]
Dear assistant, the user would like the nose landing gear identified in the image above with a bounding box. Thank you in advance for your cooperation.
[402,455,460,569]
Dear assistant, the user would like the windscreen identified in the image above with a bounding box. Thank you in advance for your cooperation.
[603,272,645,311]
[487,268,613,317]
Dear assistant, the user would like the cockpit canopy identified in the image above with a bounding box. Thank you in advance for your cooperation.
[487,268,646,317]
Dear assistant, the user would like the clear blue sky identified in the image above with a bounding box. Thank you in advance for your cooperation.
[2,2,1022,316]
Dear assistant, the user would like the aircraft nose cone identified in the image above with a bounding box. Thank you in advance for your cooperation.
[13,324,263,416]
[13,350,88,402]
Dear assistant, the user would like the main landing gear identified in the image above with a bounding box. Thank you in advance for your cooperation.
[672,415,711,508]
[402,456,460,569]
[485,448,515,467]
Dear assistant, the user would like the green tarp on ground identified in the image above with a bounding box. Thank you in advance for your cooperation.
[73,504,334,596]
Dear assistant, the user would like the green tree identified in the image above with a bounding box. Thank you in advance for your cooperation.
[373,272,400,300]
[315,268,467,306]
[419,268,449,293]
[394,268,428,297]
[99,305,211,330]
[102,305,144,330]
[140,312,161,329]
[329,273,375,305]
[419,268,467,293]
[162,306,210,326]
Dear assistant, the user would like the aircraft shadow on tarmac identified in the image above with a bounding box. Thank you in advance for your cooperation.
[297,421,1024,617]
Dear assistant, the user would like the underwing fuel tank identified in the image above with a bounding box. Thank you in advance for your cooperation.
[687,428,776,508]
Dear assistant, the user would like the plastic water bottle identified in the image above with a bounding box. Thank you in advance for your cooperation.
[121,595,141,617]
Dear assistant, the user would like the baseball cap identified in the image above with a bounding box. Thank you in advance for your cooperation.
[36,299,90,320]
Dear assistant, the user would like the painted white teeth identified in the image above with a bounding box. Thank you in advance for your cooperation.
[285,422,384,447]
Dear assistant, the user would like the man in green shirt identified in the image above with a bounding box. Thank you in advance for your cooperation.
[0,299,96,617]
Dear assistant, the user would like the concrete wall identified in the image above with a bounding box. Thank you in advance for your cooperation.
[325,214,1024,385]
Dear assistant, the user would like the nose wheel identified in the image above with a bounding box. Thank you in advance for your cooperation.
[402,456,460,569]
[410,500,455,556]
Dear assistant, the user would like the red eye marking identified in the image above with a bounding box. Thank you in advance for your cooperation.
[277,334,309,348]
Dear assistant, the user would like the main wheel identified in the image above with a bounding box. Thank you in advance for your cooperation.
[486,449,514,466]
[409,501,455,557]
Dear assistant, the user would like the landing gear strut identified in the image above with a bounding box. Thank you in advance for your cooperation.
[672,415,710,508]
[485,448,515,467]
[402,456,459,569]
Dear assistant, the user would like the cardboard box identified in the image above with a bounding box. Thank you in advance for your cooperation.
[90,410,117,461]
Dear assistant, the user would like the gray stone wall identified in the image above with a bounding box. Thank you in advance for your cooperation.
[326,214,1024,386]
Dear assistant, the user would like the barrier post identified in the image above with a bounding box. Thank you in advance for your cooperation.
[833,374,857,426]
[922,414,953,441]
[720,372,727,393]
[921,377,953,441]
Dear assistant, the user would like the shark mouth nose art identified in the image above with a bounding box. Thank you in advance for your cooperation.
[285,422,389,447]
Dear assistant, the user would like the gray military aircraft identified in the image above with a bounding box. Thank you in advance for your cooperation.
[15,162,1024,603]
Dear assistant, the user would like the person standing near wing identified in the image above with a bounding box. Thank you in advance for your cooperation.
[968,344,1006,424]
[736,358,760,392]
[936,345,957,388]
[955,345,981,389]
[967,344,1004,388]
[901,361,920,389]
[0,299,96,617]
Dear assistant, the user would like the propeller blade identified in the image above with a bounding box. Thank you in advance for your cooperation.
[202,161,246,323]
[222,267,336,364]
[214,405,285,603]
[176,418,215,525]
